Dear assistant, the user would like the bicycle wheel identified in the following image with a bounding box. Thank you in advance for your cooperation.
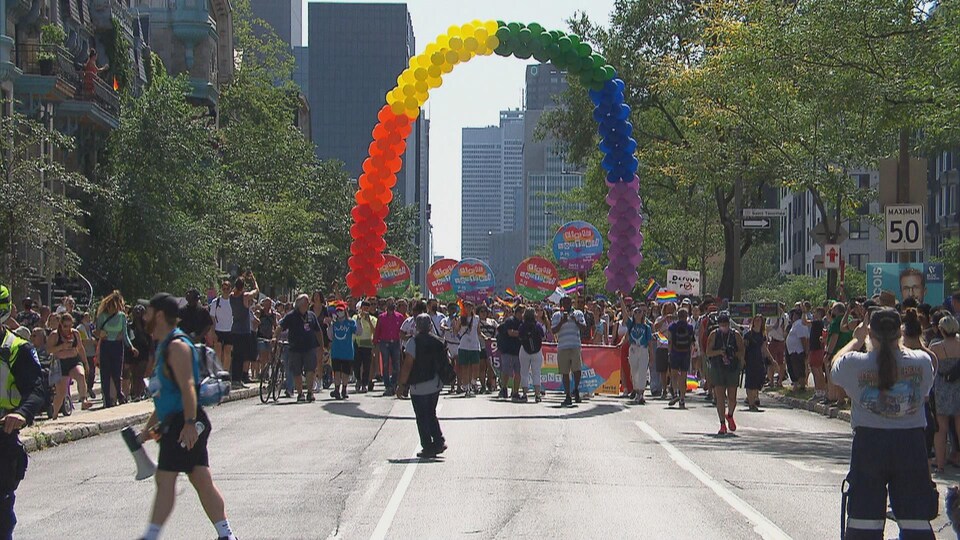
[259,365,271,403]
[272,361,285,402]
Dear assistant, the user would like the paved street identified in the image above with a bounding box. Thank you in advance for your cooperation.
[15,389,955,539]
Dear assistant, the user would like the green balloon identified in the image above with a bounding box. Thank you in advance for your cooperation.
[533,49,549,63]
[496,27,511,42]
[538,32,552,47]
[557,36,572,51]
[515,47,532,60]
[589,79,605,91]
[579,56,594,72]
[592,68,607,82]
[528,22,543,34]
[569,34,581,47]
[549,30,562,40]
[496,19,506,28]
[518,27,533,44]
[591,53,606,68]
[551,53,568,69]
[602,65,617,80]
[579,73,593,86]
[577,42,593,57]
[564,50,580,67]
[495,40,514,57]
[508,22,522,34]
[546,42,561,59]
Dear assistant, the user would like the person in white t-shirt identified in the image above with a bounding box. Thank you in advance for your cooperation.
[440,302,461,393]
[209,280,234,373]
[455,301,482,397]
[784,308,810,391]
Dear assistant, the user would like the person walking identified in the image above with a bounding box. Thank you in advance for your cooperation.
[0,285,46,539]
[620,296,654,405]
[276,295,322,402]
[551,296,587,407]
[352,301,377,393]
[832,309,937,540]
[455,301,483,398]
[138,293,238,540]
[374,299,405,397]
[743,316,771,411]
[667,308,695,409]
[47,313,93,416]
[396,314,446,459]
[96,290,137,408]
[705,314,744,435]
[517,307,544,403]
[209,281,234,376]
[328,304,357,400]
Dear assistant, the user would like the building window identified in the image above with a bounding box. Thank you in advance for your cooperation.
[849,218,870,240]
[849,253,868,272]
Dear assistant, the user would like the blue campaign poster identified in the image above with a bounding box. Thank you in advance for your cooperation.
[866,263,945,306]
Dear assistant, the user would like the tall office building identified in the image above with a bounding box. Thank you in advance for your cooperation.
[293,46,309,100]
[522,64,583,255]
[307,3,415,182]
[411,117,432,289]
[251,0,303,45]
[461,110,525,263]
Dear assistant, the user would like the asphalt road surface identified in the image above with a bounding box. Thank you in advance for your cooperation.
[15,388,957,539]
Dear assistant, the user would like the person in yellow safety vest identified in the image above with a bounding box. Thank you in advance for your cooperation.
[0,284,46,539]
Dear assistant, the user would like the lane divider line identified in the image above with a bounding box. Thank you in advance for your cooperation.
[635,421,793,540]
[369,403,443,540]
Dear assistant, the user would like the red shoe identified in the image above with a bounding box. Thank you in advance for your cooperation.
[726,414,737,432]
[718,423,728,435]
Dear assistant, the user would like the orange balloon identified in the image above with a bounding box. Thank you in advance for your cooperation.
[387,158,402,173]
[372,124,388,140]
[379,190,394,205]
[359,174,374,190]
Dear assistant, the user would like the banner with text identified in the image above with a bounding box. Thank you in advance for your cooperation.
[552,221,604,272]
[666,269,702,297]
[452,258,496,303]
[427,258,458,302]
[515,256,560,301]
[489,342,622,394]
[377,255,411,297]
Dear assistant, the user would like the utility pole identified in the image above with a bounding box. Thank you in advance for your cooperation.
[897,129,911,264]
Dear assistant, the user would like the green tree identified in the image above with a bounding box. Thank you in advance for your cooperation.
[88,71,223,297]
[0,111,99,297]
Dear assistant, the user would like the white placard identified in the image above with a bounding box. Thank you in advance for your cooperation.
[666,269,701,297]
[823,244,841,270]
[885,205,924,252]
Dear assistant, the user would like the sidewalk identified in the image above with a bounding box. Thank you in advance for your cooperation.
[762,389,852,423]
[20,387,259,453]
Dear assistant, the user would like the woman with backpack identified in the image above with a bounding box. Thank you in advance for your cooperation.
[96,290,138,408]
[832,309,937,539]
[518,308,545,403]
[397,314,447,459]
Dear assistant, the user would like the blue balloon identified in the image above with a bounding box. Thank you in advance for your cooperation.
[598,139,612,153]
[616,104,631,120]
[615,79,625,92]
[592,109,605,123]
[625,138,638,154]
[588,89,603,105]
[623,122,634,137]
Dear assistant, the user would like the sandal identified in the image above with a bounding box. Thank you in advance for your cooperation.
[81,400,93,410]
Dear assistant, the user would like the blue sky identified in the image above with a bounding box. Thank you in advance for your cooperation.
[305,0,616,259]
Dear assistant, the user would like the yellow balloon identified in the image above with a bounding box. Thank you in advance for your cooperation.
[415,80,428,93]
[464,36,479,52]
[396,74,405,87]
[458,49,472,62]
[415,92,428,105]
[425,43,438,56]
[461,24,475,36]
[427,76,442,89]
[402,70,416,84]
[447,25,461,36]
[414,67,428,81]
[476,45,490,56]
[427,64,442,78]
[436,34,450,49]
[475,28,489,41]
[431,52,445,66]
[486,35,500,50]
[404,96,419,110]
[484,20,499,34]
[390,101,406,115]
[440,61,454,74]
[402,84,416,96]
[449,36,463,50]
[445,50,460,64]
[405,106,420,119]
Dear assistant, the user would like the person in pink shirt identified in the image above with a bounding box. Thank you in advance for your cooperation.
[374,298,406,396]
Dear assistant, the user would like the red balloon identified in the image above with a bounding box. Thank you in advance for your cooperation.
[387,158,402,173]
[346,271,362,289]
[350,242,363,256]
[370,219,387,235]
[371,155,386,170]
[368,142,383,157]
[350,223,364,239]
[382,175,397,189]
[354,190,366,205]
[386,132,402,147]
[372,124,389,140]
[379,190,394,205]
[397,123,412,138]
[370,237,386,251]
[362,158,377,174]
[377,106,392,124]
[351,206,363,221]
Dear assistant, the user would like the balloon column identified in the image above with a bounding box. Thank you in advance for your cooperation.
[347,20,643,297]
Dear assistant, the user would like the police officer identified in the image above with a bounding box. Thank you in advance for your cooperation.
[0,285,46,539]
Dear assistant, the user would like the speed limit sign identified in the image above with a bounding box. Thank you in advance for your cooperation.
[885,205,924,251]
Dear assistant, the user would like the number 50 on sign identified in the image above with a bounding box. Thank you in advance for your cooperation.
[885,205,924,252]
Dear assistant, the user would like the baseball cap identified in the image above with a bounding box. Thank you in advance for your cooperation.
[148,293,180,320]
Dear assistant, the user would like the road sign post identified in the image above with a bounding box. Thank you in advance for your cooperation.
[742,208,787,218]
[741,218,771,230]
[884,205,924,252]
[823,244,841,270]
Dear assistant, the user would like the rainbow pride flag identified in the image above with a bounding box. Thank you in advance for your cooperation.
[505,288,518,298]
[559,276,583,294]
[656,332,669,347]
[642,278,660,300]
[655,290,678,304]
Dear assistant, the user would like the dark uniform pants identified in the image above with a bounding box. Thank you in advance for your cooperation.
[845,427,937,540]
[0,433,27,540]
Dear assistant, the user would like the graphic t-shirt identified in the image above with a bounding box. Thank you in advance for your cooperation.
[330,319,358,360]
[832,348,934,429]
[626,319,652,347]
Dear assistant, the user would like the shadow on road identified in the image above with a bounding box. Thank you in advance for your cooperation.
[320,401,625,422]
[677,427,851,463]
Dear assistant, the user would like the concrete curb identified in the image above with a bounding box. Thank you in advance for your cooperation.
[762,391,852,423]
[22,387,259,453]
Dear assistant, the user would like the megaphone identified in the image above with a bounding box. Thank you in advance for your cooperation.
[121,426,156,481]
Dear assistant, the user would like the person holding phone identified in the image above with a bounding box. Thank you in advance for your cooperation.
[551,296,587,407]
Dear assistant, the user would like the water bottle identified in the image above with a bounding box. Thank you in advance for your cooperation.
[179,420,205,448]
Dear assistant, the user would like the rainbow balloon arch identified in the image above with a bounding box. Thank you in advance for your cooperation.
[347,20,644,298]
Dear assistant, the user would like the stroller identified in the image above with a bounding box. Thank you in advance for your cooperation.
[41,352,73,418]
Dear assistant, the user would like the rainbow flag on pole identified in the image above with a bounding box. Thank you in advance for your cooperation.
[642,278,660,300]
[655,290,678,304]
[559,276,583,294]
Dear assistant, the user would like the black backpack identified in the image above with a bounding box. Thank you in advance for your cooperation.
[521,323,544,354]
[672,323,693,351]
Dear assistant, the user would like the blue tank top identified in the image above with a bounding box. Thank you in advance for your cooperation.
[149,328,201,422]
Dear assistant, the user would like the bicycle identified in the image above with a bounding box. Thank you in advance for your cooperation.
[259,340,287,403]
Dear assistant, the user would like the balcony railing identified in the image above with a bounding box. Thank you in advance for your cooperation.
[15,43,80,86]
[76,72,120,117]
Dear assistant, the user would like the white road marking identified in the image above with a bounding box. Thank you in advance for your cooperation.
[368,403,443,540]
[635,421,793,540]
